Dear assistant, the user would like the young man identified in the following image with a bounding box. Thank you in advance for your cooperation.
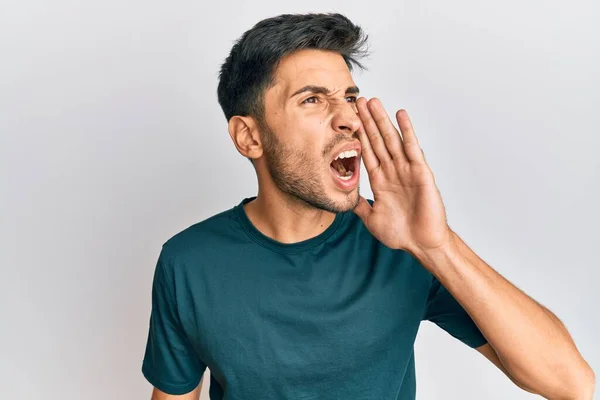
[142,13,594,400]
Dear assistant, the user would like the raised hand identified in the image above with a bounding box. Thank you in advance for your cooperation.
[353,97,451,253]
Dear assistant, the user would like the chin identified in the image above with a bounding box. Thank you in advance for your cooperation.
[327,188,361,213]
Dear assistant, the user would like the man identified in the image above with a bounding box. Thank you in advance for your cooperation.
[141,13,595,400]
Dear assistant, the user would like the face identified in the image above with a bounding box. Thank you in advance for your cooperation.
[257,49,363,213]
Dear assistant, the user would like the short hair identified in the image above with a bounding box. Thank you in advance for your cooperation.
[217,12,369,135]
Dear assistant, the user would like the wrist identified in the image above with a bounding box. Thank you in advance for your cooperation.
[409,229,460,272]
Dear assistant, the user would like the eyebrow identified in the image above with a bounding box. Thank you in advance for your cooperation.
[290,85,360,98]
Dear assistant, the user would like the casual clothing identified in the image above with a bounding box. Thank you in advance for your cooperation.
[142,197,487,399]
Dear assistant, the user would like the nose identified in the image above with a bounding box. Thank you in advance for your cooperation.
[331,102,361,136]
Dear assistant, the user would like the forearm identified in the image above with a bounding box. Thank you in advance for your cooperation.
[411,229,595,399]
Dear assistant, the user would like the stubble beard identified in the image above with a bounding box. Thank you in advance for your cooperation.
[259,119,360,214]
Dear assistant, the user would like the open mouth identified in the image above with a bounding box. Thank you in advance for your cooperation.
[330,153,358,181]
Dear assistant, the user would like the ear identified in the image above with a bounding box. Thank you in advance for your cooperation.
[228,116,263,161]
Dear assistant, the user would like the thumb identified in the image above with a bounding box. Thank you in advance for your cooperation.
[353,195,373,223]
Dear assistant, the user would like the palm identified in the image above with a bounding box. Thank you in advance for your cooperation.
[353,98,451,253]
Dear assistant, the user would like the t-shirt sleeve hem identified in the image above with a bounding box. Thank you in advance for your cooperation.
[464,334,488,349]
[141,362,201,396]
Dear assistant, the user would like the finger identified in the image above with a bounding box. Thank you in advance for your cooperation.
[356,97,392,164]
[367,98,409,164]
[352,195,373,223]
[356,121,380,174]
[396,109,425,164]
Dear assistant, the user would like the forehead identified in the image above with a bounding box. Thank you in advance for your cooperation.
[271,49,356,97]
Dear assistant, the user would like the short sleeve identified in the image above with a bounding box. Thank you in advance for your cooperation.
[422,275,488,349]
[141,250,206,395]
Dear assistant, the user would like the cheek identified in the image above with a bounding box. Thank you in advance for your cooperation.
[281,114,329,159]
[290,117,325,141]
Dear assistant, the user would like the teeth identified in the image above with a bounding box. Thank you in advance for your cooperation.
[335,149,358,160]
[338,171,354,180]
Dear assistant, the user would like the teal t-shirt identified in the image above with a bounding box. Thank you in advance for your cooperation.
[142,197,487,399]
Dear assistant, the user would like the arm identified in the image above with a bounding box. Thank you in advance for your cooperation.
[413,229,595,399]
[151,375,203,400]
[476,342,538,394]
[350,99,594,398]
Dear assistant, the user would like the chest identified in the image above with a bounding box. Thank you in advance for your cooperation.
[181,252,430,393]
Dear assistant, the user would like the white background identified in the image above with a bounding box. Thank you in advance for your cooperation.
[1,0,598,399]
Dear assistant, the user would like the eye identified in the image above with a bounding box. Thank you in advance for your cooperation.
[301,96,319,104]
[301,96,357,105]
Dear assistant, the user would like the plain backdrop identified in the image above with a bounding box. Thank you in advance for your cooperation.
[1,0,598,399]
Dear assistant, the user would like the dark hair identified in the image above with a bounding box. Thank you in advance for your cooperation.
[217,13,369,157]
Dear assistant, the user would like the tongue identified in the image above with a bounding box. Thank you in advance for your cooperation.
[331,159,347,175]
[331,159,355,177]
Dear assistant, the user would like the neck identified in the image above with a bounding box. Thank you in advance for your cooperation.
[243,189,337,244]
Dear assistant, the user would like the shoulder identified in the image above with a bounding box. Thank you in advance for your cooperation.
[160,206,238,265]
